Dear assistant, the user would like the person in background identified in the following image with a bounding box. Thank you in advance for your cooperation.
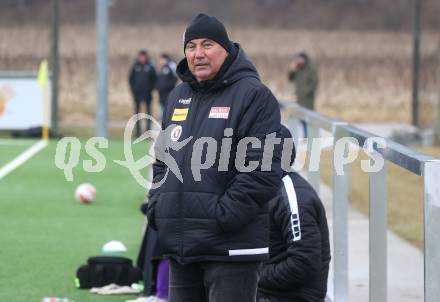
[129,49,157,136]
[156,53,178,118]
[288,53,318,137]
[258,125,330,302]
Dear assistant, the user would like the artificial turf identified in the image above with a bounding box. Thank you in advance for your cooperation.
[0,139,150,301]
[0,139,36,167]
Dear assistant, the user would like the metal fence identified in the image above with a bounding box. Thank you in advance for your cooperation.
[282,102,440,302]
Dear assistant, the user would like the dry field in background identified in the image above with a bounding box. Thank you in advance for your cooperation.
[0,23,438,126]
[320,146,440,250]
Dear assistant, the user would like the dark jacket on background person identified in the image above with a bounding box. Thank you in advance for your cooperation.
[156,59,178,107]
[137,202,165,296]
[129,61,157,102]
[258,172,331,302]
[146,43,283,264]
[288,62,318,110]
[136,224,161,296]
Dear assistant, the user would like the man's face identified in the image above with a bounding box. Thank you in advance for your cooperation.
[185,39,228,82]
[138,54,147,64]
[295,56,305,66]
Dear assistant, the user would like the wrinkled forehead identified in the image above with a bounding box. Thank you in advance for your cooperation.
[185,38,217,46]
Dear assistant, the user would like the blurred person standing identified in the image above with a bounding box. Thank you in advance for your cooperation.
[129,50,157,136]
[156,53,178,117]
[288,53,318,137]
[258,125,330,302]
[146,13,283,302]
[288,52,318,110]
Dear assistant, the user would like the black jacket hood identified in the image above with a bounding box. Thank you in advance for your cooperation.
[176,43,260,92]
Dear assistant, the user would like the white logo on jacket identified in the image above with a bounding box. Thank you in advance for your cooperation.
[178,98,192,105]
[170,125,183,141]
[209,107,230,119]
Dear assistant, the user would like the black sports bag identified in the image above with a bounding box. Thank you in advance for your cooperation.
[76,256,142,289]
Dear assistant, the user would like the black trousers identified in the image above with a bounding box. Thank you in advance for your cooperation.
[133,98,152,137]
[158,90,171,109]
[169,259,261,302]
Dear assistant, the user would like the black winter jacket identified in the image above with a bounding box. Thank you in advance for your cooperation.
[258,172,331,302]
[156,61,177,93]
[129,61,157,101]
[136,225,161,295]
[156,61,178,107]
[146,44,283,264]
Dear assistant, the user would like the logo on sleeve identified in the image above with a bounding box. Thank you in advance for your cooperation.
[172,108,189,121]
[178,97,191,105]
[209,107,230,119]
[170,125,183,141]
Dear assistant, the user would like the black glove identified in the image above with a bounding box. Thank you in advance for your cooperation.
[140,202,148,215]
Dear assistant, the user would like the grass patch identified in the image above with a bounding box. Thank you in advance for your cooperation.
[58,127,131,140]
[319,145,440,250]
[0,139,36,167]
[0,139,150,301]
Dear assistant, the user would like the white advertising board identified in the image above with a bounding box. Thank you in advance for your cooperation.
[0,76,49,130]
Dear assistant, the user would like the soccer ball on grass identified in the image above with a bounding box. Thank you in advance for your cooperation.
[74,183,96,204]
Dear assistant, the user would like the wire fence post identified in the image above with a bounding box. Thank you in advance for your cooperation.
[423,161,440,302]
[96,0,109,137]
[369,161,387,302]
[332,125,349,302]
[50,0,59,133]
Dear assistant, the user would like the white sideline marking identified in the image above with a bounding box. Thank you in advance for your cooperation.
[0,140,48,180]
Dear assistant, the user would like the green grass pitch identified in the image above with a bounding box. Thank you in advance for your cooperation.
[0,139,151,301]
[0,140,36,167]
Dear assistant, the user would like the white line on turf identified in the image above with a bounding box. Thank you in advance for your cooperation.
[0,140,48,180]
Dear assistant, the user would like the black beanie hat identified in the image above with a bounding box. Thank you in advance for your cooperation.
[183,13,232,52]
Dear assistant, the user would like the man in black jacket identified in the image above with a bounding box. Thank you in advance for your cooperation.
[156,53,178,115]
[146,14,283,302]
[129,50,157,136]
[258,125,331,302]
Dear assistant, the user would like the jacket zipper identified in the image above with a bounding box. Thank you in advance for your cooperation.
[178,92,201,263]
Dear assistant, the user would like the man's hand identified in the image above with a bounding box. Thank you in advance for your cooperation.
[140,202,148,215]
[289,60,298,71]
